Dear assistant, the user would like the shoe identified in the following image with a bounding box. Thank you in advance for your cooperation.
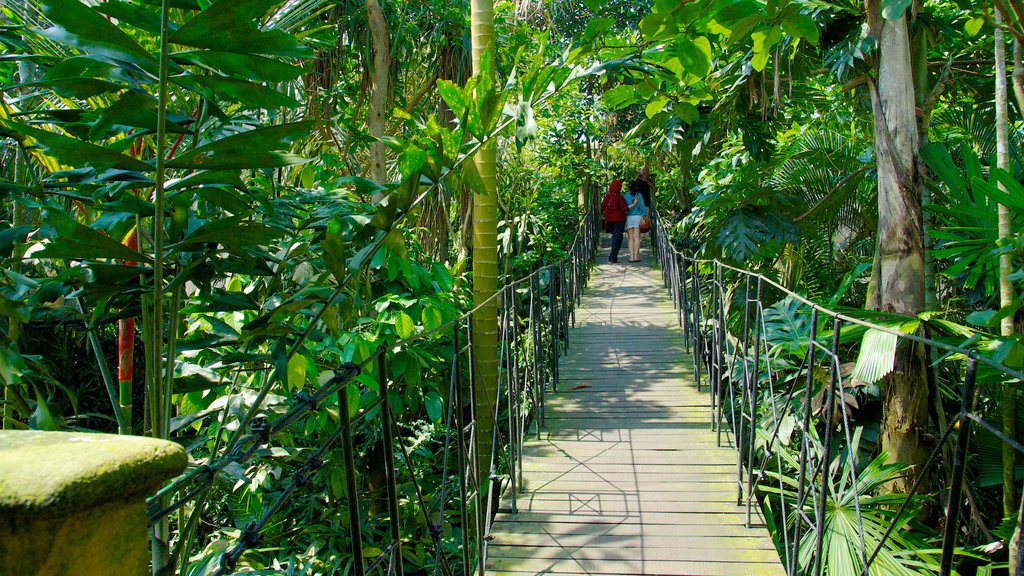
[609,258,618,263]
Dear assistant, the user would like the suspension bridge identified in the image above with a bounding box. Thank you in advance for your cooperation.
[486,257,785,575]
[10,208,1022,576]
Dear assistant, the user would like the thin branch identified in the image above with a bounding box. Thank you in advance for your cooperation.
[403,68,441,114]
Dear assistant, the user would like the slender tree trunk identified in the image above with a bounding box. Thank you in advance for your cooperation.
[867,1,930,493]
[995,12,1021,565]
[365,0,391,195]
[1010,36,1024,576]
[470,0,498,516]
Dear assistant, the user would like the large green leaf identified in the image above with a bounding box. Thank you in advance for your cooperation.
[89,92,192,136]
[850,329,897,384]
[30,56,125,99]
[38,209,151,262]
[95,1,170,37]
[602,84,638,110]
[175,75,301,109]
[1,119,152,172]
[676,36,711,77]
[172,51,305,82]
[169,0,312,57]
[781,12,819,44]
[167,121,313,170]
[38,0,156,67]
[174,217,286,250]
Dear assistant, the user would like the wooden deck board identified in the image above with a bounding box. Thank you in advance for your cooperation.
[486,257,785,576]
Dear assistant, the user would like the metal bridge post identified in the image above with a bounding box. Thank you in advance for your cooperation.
[378,350,404,576]
[737,275,752,507]
[339,384,366,576]
[745,278,763,522]
[791,308,817,575]
[451,324,472,576]
[680,255,689,346]
[940,358,979,576]
[548,267,558,391]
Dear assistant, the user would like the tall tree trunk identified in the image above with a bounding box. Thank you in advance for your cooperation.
[470,0,498,516]
[996,9,1021,556]
[867,1,930,493]
[365,0,391,194]
[1011,35,1024,576]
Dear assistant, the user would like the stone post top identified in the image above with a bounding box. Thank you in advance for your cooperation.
[0,431,187,518]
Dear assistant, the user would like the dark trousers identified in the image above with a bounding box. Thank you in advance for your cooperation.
[608,220,625,261]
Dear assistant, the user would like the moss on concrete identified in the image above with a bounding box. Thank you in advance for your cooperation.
[0,498,150,576]
[0,431,186,575]
[0,431,186,519]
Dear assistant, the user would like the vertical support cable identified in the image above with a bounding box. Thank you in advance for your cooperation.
[940,358,979,576]
[737,274,752,507]
[452,323,472,576]
[745,277,763,523]
[339,384,365,576]
[548,268,558,392]
[813,315,838,576]
[378,350,404,576]
[792,308,818,575]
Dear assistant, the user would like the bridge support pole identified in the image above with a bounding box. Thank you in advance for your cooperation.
[0,431,185,576]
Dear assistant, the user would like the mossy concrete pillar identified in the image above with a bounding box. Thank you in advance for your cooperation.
[0,431,186,576]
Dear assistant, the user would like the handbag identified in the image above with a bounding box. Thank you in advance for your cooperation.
[639,215,651,233]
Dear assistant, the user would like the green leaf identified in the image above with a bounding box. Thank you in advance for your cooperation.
[676,36,711,77]
[167,121,313,170]
[398,145,426,176]
[322,222,347,282]
[673,102,699,123]
[513,98,537,149]
[0,226,31,257]
[169,0,312,57]
[881,0,911,21]
[421,305,443,330]
[0,295,30,323]
[583,17,614,40]
[424,391,442,423]
[965,16,985,37]
[175,217,286,250]
[602,84,637,110]
[436,80,467,119]
[751,27,782,72]
[1,119,152,172]
[781,13,819,44]
[31,56,124,99]
[39,0,156,67]
[90,92,192,137]
[95,1,168,37]
[174,75,301,109]
[38,209,151,263]
[921,143,965,196]
[395,310,416,339]
[463,157,488,196]
[851,329,898,384]
[645,96,669,119]
[286,353,306,391]
[172,50,305,82]
[713,1,761,28]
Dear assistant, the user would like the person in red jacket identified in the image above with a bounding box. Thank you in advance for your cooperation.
[600,179,628,263]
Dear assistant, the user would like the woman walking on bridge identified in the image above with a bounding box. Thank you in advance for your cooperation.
[623,179,646,262]
[601,179,627,263]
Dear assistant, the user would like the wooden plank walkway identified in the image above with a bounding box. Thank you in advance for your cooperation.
[486,253,786,576]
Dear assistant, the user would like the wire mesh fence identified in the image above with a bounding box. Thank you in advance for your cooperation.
[147,207,599,575]
[651,210,1024,576]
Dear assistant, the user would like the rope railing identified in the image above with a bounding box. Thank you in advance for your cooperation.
[650,209,1024,576]
[147,202,599,575]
